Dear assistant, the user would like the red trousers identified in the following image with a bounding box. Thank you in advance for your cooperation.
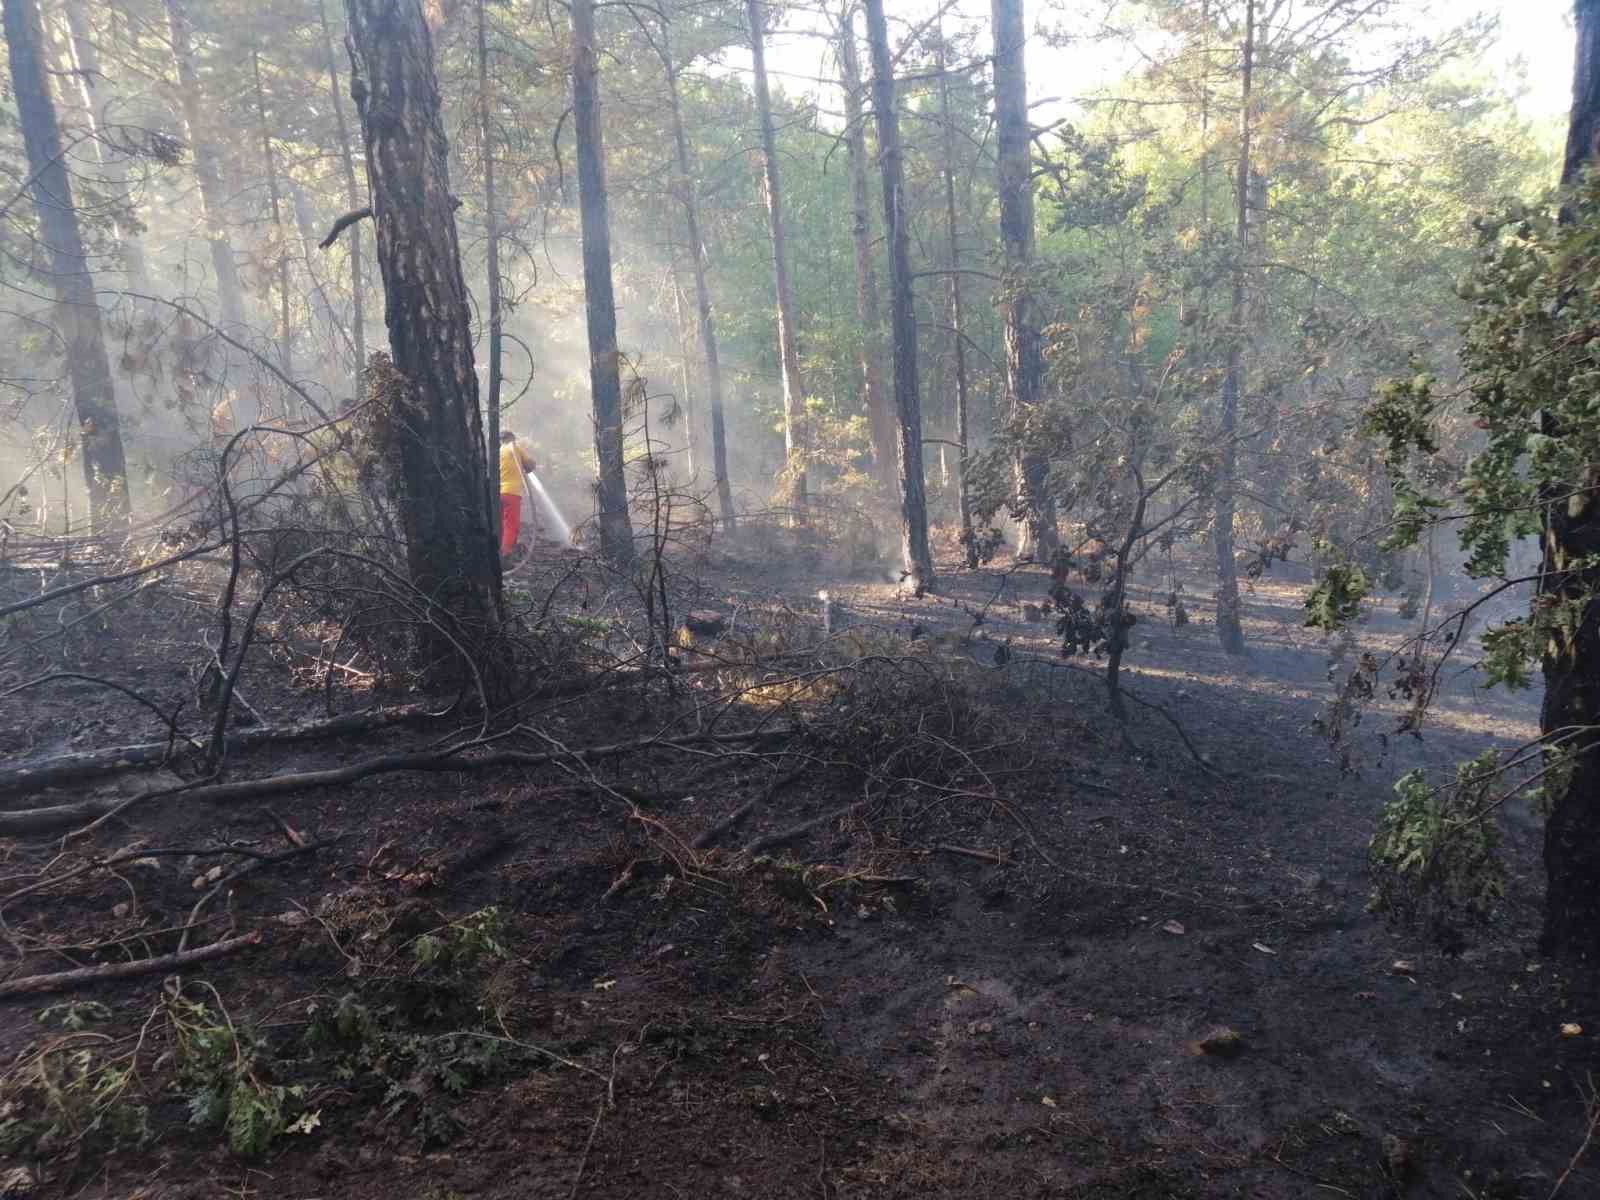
[499,493,521,556]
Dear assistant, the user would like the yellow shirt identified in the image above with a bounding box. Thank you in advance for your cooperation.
[499,442,533,495]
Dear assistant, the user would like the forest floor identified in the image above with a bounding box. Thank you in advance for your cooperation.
[0,525,1595,1200]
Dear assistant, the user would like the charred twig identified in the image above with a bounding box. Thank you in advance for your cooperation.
[933,843,1004,865]
[179,838,336,951]
[1550,1073,1600,1199]
[569,1099,605,1200]
[0,931,261,999]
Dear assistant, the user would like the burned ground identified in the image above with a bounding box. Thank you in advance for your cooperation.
[0,536,1594,1200]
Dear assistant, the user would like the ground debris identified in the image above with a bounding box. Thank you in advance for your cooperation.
[1192,1026,1246,1059]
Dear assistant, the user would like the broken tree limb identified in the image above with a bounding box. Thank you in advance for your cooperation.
[318,205,372,248]
[0,727,793,836]
[0,931,262,999]
[693,798,757,849]
[0,705,440,795]
[743,800,863,857]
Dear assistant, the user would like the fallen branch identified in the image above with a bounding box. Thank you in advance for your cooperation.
[0,931,262,999]
[0,705,439,795]
[693,798,757,849]
[0,728,792,836]
[744,800,863,856]
[694,764,807,849]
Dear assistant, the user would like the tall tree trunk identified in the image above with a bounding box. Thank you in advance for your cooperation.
[251,50,292,378]
[659,16,735,530]
[475,0,503,537]
[937,28,976,568]
[745,0,807,508]
[863,0,933,593]
[1213,0,1251,656]
[1539,0,1600,959]
[5,0,128,527]
[669,267,698,477]
[990,0,1057,559]
[342,0,503,683]
[836,4,896,498]
[163,0,246,340]
[571,0,635,566]
[319,0,366,402]
[60,0,150,295]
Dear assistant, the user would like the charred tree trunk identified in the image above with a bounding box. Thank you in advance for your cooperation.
[319,0,366,402]
[251,50,292,378]
[1539,0,1600,960]
[938,30,976,568]
[837,5,896,499]
[990,0,1057,559]
[4,0,128,527]
[342,0,503,683]
[61,0,150,295]
[659,15,735,530]
[571,0,635,565]
[746,0,807,508]
[1213,0,1251,656]
[163,0,246,338]
[863,0,933,593]
[476,0,503,537]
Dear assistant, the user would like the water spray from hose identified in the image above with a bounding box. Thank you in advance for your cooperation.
[526,469,573,545]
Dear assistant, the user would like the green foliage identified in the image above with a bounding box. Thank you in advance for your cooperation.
[35,1001,113,1031]
[1368,751,1506,928]
[167,994,308,1159]
[410,907,508,977]
[0,1040,148,1160]
[300,908,517,1148]
[1304,563,1368,631]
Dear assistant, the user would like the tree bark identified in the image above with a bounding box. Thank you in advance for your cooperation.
[251,50,292,379]
[1212,0,1252,656]
[863,0,934,594]
[476,0,503,538]
[746,0,808,508]
[937,27,977,568]
[658,15,735,530]
[990,0,1057,559]
[319,0,366,403]
[342,0,503,682]
[60,0,150,294]
[571,0,635,565]
[162,0,246,338]
[669,266,698,477]
[1539,0,1600,960]
[4,0,129,528]
[836,5,896,499]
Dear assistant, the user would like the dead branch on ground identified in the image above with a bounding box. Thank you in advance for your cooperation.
[0,931,261,999]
